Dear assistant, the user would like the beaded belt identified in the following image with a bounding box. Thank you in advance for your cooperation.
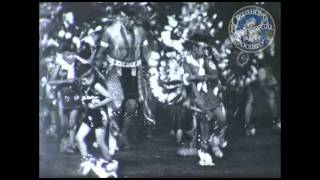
[107,55,141,68]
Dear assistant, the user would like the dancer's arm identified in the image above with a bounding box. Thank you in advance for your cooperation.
[96,26,111,62]
[88,83,113,109]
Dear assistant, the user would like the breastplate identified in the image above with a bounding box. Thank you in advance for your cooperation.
[107,26,143,62]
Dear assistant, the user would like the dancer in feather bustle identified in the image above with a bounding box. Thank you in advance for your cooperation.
[245,42,281,135]
[181,39,228,166]
[145,3,229,162]
[216,39,281,136]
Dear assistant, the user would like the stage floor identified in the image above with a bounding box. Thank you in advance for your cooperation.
[39,123,280,178]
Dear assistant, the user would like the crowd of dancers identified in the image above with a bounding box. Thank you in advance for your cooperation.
[39,2,281,177]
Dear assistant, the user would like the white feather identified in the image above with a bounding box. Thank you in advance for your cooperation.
[159,75,166,81]
[143,40,149,46]
[149,68,158,75]
[231,79,236,86]
[168,16,178,27]
[220,53,227,58]
[239,80,244,87]
[213,87,219,96]
[222,70,228,77]
[218,21,223,28]
[251,74,257,81]
[212,13,217,20]
[210,28,215,37]
[139,2,148,5]
[245,78,251,85]
[95,26,102,32]
[252,58,257,64]
[58,30,65,38]
[149,76,158,84]
[164,25,173,31]
[72,37,81,48]
[47,39,59,47]
[250,65,258,75]
[218,62,227,70]
[222,59,229,64]
[209,61,217,70]
[172,41,184,53]
[148,58,159,67]
[82,36,95,47]
[160,61,166,67]
[88,28,95,35]
[65,32,72,39]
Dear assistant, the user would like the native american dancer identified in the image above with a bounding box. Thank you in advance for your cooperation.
[43,10,84,154]
[75,63,119,178]
[95,6,157,149]
[147,34,228,166]
[213,38,281,136]
[183,40,228,166]
[50,17,122,177]
[145,4,228,165]
[48,51,82,154]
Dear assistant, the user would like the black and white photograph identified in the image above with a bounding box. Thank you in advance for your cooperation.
[39,2,281,178]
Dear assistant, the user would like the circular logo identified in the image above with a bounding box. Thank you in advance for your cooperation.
[229,6,276,53]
